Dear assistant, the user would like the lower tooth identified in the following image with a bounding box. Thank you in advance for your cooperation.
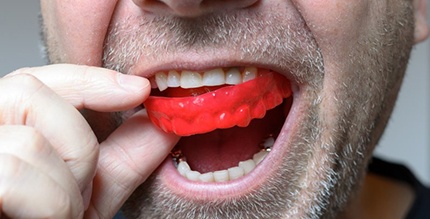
[238,159,256,174]
[177,161,191,176]
[228,166,245,180]
[253,151,269,165]
[199,172,215,182]
[214,170,230,182]
[186,170,201,181]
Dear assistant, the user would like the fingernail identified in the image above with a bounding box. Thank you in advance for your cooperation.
[117,74,150,91]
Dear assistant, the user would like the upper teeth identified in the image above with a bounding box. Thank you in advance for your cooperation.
[152,67,258,91]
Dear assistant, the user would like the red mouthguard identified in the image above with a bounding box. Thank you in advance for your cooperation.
[144,72,292,136]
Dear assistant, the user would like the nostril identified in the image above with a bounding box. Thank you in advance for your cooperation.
[134,0,201,16]
[136,0,167,9]
[134,0,259,17]
[161,0,205,16]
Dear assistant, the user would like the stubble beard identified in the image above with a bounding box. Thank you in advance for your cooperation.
[104,12,330,218]
[42,2,415,218]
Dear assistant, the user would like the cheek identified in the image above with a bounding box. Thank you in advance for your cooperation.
[292,0,380,98]
[292,0,372,61]
[292,0,380,128]
[41,0,118,65]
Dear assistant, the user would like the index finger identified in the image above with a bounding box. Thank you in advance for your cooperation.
[8,64,150,112]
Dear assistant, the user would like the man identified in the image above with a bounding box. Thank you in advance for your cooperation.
[0,0,429,218]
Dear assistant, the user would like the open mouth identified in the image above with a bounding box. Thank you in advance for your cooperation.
[144,67,293,184]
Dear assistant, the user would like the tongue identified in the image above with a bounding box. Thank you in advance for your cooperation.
[176,104,286,173]
[144,72,291,136]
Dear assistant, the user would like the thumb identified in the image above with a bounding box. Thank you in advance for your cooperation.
[84,110,179,219]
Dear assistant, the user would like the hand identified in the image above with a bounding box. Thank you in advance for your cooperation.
[0,64,179,218]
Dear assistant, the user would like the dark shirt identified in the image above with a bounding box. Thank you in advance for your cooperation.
[368,157,430,219]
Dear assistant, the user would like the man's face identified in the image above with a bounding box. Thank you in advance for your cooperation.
[40,0,425,218]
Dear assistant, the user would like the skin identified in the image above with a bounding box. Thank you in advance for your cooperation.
[0,0,428,218]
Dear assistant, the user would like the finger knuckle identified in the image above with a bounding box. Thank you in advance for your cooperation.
[7,67,32,76]
[0,126,50,155]
[0,154,25,185]
[10,73,44,90]
[21,127,51,155]
[22,125,43,143]
[0,74,47,124]
[0,74,45,98]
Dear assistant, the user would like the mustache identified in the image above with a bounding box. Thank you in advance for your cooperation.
[102,11,324,83]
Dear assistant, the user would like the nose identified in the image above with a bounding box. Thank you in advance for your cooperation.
[133,0,259,17]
